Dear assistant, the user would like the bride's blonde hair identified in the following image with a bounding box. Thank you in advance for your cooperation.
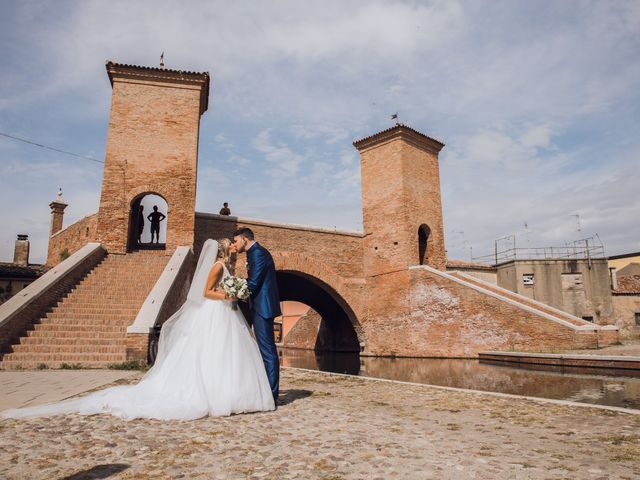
[216,238,232,267]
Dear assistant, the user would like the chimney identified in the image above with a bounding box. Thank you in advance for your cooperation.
[14,234,30,266]
[49,188,68,236]
[609,267,617,290]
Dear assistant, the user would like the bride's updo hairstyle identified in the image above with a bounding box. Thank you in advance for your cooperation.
[217,238,232,267]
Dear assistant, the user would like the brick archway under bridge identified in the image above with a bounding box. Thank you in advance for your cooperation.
[276,270,361,352]
[271,252,364,352]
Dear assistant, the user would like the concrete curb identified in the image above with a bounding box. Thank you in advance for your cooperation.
[284,366,640,416]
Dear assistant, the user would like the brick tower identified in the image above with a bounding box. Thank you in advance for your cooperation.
[354,124,446,274]
[96,61,210,254]
[354,124,446,339]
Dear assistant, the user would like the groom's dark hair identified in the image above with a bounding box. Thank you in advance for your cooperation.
[233,227,254,241]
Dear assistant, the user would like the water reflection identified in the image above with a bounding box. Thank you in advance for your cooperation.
[279,348,640,410]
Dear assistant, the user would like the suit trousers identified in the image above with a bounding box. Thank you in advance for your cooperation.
[251,311,280,401]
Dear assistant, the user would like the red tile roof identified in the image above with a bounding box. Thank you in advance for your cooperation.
[614,274,640,294]
[105,61,210,114]
[353,123,445,152]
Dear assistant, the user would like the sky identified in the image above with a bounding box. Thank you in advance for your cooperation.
[0,0,638,264]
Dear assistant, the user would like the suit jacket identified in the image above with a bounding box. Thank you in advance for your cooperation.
[246,243,282,318]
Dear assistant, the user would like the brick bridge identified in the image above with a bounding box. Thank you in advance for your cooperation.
[0,62,618,368]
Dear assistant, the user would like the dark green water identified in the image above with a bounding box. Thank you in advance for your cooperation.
[279,348,640,410]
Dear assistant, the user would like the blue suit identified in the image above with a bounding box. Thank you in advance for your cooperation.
[246,243,281,401]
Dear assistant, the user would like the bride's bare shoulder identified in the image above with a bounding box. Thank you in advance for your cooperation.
[208,262,224,276]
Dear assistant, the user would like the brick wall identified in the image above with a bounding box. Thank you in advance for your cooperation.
[194,213,364,279]
[47,213,98,266]
[362,267,599,357]
[612,293,640,338]
[126,333,149,362]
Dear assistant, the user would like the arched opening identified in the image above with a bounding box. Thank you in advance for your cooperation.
[276,270,360,353]
[418,224,431,265]
[128,193,168,251]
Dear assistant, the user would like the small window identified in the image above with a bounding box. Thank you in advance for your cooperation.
[562,273,584,290]
[635,312,640,326]
[582,316,594,323]
[523,274,534,286]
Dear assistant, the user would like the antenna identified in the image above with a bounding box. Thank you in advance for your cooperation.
[571,214,581,232]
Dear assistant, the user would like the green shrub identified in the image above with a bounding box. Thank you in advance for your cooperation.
[108,360,147,371]
[59,362,82,370]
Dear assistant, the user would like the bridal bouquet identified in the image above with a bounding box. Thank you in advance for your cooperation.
[220,276,250,310]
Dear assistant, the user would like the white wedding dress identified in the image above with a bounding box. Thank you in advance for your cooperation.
[2,240,275,420]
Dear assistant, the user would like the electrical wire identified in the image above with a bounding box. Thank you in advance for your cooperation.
[0,131,104,164]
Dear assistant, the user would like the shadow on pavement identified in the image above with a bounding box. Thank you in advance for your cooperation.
[278,389,313,406]
[62,463,130,479]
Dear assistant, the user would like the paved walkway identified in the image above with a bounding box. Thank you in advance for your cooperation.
[1,368,639,479]
[565,339,640,356]
[0,369,139,410]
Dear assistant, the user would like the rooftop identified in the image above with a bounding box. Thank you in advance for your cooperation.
[0,263,49,279]
[105,61,211,114]
[353,123,445,153]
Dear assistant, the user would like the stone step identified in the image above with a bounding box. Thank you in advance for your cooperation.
[1,352,127,362]
[50,305,140,316]
[68,289,151,300]
[30,324,127,333]
[17,337,126,346]
[26,328,127,338]
[0,360,131,370]
[45,312,136,321]
[10,344,125,354]
[33,317,134,327]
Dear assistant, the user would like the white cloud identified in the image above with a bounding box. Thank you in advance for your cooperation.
[0,0,639,262]
[251,129,303,185]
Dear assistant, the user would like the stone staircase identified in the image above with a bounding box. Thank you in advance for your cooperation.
[0,251,169,369]
[448,271,598,328]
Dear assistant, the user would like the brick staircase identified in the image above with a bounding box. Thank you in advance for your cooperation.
[449,271,596,327]
[0,251,169,369]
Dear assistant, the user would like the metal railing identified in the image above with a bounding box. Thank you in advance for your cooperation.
[472,235,606,266]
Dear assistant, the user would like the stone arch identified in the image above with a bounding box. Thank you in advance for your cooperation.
[127,190,169,250]
[418,224,432,265]
[271,252,365,352]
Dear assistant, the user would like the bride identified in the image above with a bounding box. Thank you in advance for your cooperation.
[2,239,275,420]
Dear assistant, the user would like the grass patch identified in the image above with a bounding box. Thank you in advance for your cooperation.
[36,363,48,370]
[604,434,640,445]
[108,360,148,371]
[610,446,639,462]
[59,363,82,370]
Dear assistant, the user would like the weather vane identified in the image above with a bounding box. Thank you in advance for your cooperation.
[160,52,165,69]
[391,112,399,125]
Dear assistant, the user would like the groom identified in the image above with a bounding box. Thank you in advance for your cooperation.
[232,227,281,403]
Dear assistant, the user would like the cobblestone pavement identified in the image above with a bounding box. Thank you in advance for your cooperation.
[1,368,639,479]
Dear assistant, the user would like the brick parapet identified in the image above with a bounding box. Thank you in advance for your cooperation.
[47,213,99,266]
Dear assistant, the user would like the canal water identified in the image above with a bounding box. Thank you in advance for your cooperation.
[279,348,640,410]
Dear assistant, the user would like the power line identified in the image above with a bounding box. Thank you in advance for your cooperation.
[0,131,104,164]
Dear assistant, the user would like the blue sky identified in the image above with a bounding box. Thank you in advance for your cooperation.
[1,0,639,264]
